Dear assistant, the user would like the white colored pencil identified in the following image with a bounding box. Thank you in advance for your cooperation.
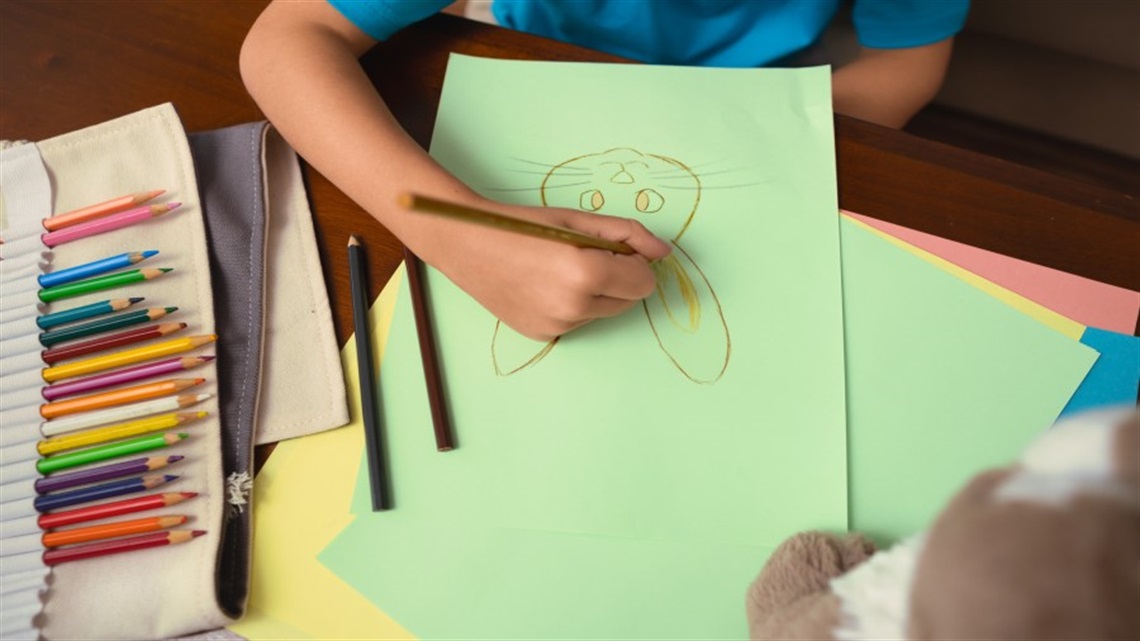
[40,393,212,437]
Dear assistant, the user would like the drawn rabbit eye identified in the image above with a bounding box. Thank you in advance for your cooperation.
[580,189,605,211]
[635,189,664,213]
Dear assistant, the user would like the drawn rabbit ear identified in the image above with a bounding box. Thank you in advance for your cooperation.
[644,246,730,383]
[491,320,558,376]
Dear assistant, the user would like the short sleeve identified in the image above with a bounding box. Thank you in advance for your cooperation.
[327,0,452,41]
[852,0,970,49]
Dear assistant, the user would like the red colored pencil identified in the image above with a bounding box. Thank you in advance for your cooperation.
[42,529,205,565]
[37,491,197,529]
[41,322,186,365]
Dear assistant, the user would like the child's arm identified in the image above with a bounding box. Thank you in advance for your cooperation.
[239,1,671,341]
[831,37,954,129]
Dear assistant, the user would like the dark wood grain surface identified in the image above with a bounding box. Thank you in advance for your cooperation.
[4,0,1137,341]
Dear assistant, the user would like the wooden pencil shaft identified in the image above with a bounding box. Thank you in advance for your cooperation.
[36,297,143,330]
[41,203,179,248]
[37,492,195,529]
[43,514,186,548]
[41,323,187,367]
[403,247,455,451]
[43,190,164,232]
[347,238,390,511]
[42,529,203,566]
[38,251,156,289]
[34,456,183,495]
[39,378,203,419]
[42,334,216,383]
[38,306,175,347]
[42,351,201,399]
[38,412,203,456]
[38,267,170,303]
[33,474,175,513]
[399,193,635,255]
[36,432,186,475]
[40,394,210,436]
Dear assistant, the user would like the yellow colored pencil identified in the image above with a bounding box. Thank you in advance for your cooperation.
[38,411,207,456]
[42,334,217,383]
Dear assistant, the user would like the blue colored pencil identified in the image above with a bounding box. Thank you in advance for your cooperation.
[36,298,144,330]
[33,474,178,513]
[38,251,159,288]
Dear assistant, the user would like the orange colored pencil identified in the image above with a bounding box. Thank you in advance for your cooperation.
[39,378,205,419]
[42,514,187,548]
[42,529,205,566]
[43,189,165,231]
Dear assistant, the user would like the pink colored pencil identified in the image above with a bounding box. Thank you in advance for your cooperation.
[41,203,181,247]
[43,190,165,232]
[41,355,214,400]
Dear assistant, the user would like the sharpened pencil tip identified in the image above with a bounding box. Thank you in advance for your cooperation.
[191,530,207,538]
[180,492,198,498]
[159,268,173,273]
[200,355,215,362]
[143,250,159,258]
[164,306,178,313]
[396,192,414,209]
[129,297,145,303]
[163,475,179,482]
[169,455,185,462]
[348,234,361,247]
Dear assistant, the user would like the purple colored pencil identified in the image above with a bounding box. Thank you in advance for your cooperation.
[41,355,214,401]
[33,455,184,495]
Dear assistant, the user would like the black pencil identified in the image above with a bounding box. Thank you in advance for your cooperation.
[402,247,455,452]
[347,235,390,511]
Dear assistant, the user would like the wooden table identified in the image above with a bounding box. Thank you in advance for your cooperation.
[4,0,1138,340]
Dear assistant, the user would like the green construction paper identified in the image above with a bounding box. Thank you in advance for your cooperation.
[328,516,765,640]
[841,219,1098,544]
[322,56,848,639]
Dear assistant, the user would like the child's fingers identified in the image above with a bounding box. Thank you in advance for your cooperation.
[562,211,672,260]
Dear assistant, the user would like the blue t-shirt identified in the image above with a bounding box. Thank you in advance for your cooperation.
[329,0,968,67]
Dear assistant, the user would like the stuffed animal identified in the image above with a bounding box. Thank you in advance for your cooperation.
[746,406,1140,640]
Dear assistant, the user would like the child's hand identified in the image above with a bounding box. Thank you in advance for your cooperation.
[422,199,672,341]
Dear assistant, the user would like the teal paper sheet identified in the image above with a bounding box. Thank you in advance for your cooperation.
[322,56,847,639]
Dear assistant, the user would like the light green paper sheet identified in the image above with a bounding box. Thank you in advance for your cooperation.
[839,218,1098,542]
[321,56,848,639]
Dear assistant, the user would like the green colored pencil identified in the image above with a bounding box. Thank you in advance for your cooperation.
[36,297,144,330]
[39,307,177,347]
[38,267,173,303]
[36,432,188,475]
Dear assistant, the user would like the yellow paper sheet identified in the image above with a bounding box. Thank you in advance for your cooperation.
[843,215,1087,338]
[229,267,408,640]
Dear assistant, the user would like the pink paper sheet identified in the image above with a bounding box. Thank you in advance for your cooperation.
[843,211,1140,334]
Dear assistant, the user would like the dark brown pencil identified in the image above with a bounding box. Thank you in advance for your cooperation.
[42,322,187,364]
[402,246,455,452]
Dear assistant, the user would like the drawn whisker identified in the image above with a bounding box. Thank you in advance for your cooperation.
[483,181,592,192]
[659,181,770,191]
[509,157,570,169]
[648,159,730,174]
[507,169,593,177]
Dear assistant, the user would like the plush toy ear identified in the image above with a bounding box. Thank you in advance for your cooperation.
[908,408,1140,640]
[745,531,875,640]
